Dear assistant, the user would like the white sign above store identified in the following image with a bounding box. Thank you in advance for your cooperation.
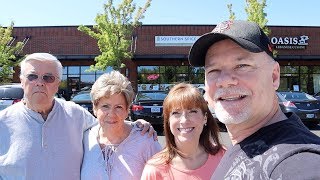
[155,35,310,49]
[155,36,200,46]
[270,35,309,50]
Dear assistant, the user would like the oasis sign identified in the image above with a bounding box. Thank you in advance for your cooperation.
[270,35,309,50]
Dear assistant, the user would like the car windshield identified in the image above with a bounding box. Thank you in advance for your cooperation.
[0,87,24,99]
[137,91,167,101]
[72,93,91,101]
[276,93,288,102]
[279,92,317,101]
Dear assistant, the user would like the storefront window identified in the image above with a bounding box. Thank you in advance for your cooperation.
[279,65,320,95]
[81,66,94,74]
[137,65,204,91]
[68,66,80,74]
[62,66,67,74]
[300,66,317,94]
[60,65,113,100]
[311,66,320,73]
[313,74,320,94]
[189,67,204,84]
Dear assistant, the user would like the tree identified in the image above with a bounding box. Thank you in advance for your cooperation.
[227,0,269,35]
[227,4,236,21]
[78,0,151,71]
[227,0,276,56]
[0,22,24,83]
[245,0,269,35]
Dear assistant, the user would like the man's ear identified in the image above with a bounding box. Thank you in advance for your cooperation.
[272,62,281,90]
[20,76,25,88]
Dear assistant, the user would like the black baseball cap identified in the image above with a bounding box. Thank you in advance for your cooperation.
[188,20,273,67]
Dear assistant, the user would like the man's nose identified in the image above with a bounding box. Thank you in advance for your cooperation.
[215,70,238,88]
[34,76,45,86]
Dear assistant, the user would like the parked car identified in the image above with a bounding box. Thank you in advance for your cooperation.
[0,84,24,111]
[277,91,320,127]
[70,91,93,115]
[313,91,320,101]
[0,83,65,111]
[130,91,168,125]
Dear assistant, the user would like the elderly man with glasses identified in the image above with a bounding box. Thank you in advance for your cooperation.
[0,53,155,180]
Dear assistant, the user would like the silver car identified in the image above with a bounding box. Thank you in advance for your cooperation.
[0,83,65,111]
[0,84,24,111]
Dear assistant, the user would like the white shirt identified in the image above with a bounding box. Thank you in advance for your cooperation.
[81,124,162,180]
[0,98,97,180]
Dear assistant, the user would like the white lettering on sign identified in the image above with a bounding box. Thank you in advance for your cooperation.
[270,35,309,50]
[155,36,200,46]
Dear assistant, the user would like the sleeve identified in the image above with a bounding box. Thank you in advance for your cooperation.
[82,109,98,131]
[142,138,162,162]
[270,152,320,179]
[141,163,163,180]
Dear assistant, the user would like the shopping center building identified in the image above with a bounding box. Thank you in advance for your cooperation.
[10,24,320,99]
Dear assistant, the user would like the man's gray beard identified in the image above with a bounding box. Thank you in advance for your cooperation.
[214,104,250,125]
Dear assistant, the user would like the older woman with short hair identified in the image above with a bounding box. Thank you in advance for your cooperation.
[81,70,162,180]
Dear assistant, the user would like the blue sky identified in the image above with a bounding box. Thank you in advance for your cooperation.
[0,0,319,27]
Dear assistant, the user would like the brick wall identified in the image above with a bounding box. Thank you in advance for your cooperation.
[12,25,320,57]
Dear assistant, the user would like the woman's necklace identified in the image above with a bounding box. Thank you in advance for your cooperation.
[97,125,131,177]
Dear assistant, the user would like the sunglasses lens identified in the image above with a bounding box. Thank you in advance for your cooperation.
[26,74,56,83]
[26,74,38,81]
[42,75,56,83]
[43,75,55,83]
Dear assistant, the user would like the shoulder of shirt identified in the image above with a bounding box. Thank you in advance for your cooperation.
[54,98,90,112]
[0,101,24,117]
[125,126,162,151]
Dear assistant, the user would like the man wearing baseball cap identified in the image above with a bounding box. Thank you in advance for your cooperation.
[189,20,320,179]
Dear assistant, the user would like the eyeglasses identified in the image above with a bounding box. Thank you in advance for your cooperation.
[25,74,58,83]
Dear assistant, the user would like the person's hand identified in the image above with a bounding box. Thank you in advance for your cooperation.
[135,119,158,141]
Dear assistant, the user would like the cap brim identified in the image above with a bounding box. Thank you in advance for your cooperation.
[188,33,264,67]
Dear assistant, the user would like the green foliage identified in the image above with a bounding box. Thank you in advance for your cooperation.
[227,0,276,56]
[0,22,24,83]
[245,0,270,35]
[227,4,236,20]
[78,0,151,71]
[227,0,269,34]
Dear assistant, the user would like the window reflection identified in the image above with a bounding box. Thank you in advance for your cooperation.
[279,65,320,95]
[59,65,113,100]
[68,66,80,74]
[81,66,94,74]
[137,65,204,91]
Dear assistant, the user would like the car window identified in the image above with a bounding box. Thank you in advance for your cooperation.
[136,92,167,101]
[72,93,91,101]
[279,92,316,101]
[276,93,287,102]
[197,87,206,95]
[0,87,24,99]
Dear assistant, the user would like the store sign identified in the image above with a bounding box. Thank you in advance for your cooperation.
[270,35,309,50]
[155,36,200,47]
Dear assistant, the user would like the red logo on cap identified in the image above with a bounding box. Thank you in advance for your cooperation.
[213,20,234,33]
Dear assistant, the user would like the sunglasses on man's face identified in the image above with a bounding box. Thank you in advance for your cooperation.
[25,74,57,83]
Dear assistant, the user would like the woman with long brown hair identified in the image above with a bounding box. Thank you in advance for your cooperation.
[141,83,225,179]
